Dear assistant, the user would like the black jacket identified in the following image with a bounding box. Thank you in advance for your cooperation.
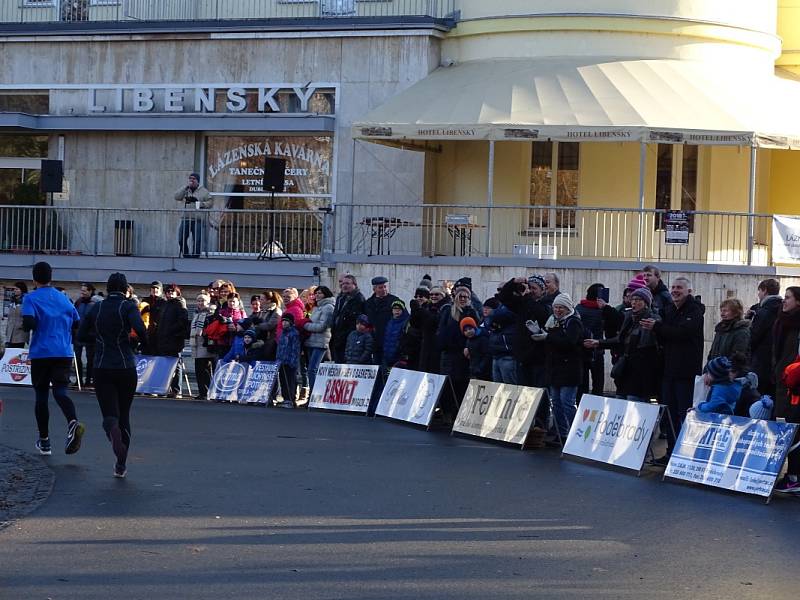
[330,290,365,359]
[155,297,190,357]
[467,333,492,380]
[601,308,662,399]
[654,295,705,379]
[488,308,516,358]
[650,280,673,318]
[411,298,449,374]
[497,279,551,366]
[749,296,782,388]
[364,292,400,362]
[544,314,584,387]
[437,305,478,381]
[77,293,147,370]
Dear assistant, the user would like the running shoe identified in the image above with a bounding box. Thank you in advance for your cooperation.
[65,420,85,455]
[113,463,127,478]
[280,401,295,409]
[774,475,800,494]
[36,438,51,456]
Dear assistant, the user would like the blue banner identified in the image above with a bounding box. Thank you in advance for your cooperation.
[240,362,278,404]
[667,411,798,497]
[136,356,179,395]
[208,361,250,403]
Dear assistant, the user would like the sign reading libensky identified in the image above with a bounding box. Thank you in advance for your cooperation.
[666,411,798,497]
[453,380,544,446]
[308,363,379,413]
[0,348,32,386]
[376,368,446,426]
[562,395,659,471]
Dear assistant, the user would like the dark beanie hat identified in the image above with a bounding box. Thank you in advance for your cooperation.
[281,312,295,324]
[483,297,500,309]
[190,172,201,181]
[414,287,431,299]
[107,272,128,293]
[455,277,472,290]
[586,283,604,301]
[419,274,433,290]
[32,261,52,284]
[705,356,732,380]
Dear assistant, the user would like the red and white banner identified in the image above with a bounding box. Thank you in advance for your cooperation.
[0,348,32,386]
[308,363,379,413]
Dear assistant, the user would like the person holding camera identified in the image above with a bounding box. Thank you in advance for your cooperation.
[174,172,212,258]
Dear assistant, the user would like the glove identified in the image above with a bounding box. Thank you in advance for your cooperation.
[531,332,548,342]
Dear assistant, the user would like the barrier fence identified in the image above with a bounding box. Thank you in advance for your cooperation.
[0,0,457,25]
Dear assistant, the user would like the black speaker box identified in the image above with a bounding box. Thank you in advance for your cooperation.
[40,160,63,193]
[263,157,286,193]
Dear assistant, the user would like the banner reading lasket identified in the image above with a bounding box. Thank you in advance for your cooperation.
[376,368,446,426]
[308,363,378,413]
[453,380,544,446]
[562,394,659,471]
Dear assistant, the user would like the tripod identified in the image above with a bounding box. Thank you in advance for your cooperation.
[258,189,291,261]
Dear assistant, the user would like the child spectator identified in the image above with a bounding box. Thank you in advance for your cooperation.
[222,328,263,367]
[462,317,491,381]
[345,314,374,365]
[730,352,761,417]
[382,299,410,368]
[275,314,301,408]
[696,356,742,415]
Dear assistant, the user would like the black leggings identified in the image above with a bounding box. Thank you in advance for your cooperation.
[34,386,76,439]
[94,368,137,453]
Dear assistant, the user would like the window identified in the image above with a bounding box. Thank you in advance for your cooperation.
[0,93,49,115]
[529,141,579,228]
[655,143,697,230]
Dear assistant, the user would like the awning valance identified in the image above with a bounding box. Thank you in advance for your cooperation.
[352,58,800,149]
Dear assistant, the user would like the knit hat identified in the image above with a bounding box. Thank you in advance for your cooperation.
[627,274,648,291]
[704,356,732,380]
[630,287,653,306]
[281,313,295,324]
[552,293,575,312]
[414,287,431,299]
[454,277,472,290]
[527,275,546,291]
[356,314,370,326]
[392,299,406,310]
[460,316,477,333]
[429,286,445,297]
[190,172,201,181]
[419,274,433,290]
[243,329,256,339]
[483,297,500,309]
[150,280,163,290]
[749,395,774,420]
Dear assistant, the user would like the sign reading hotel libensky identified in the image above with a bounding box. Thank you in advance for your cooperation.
[205,136,332,197]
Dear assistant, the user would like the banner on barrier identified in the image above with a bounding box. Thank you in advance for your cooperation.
[0,348,32,386]
[208,361,251,403]
[308,363,379,413]
[135,356,180,395]
[376,368,446,426]
[453,380,544,446]
[563,394,660,471]
[240,362,279,404]
[666,411,798,497]
[772,215,800,265]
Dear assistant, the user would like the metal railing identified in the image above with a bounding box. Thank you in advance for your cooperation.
[1,0,457,25]
[0,205,326,259]
[338,204,776,266]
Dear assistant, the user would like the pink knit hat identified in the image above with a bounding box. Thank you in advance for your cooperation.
[627,274,648,291]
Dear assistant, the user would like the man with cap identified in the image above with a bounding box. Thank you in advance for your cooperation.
[174,172,212,258]
[22,261,86,457]
[142,281,166,354]
[363,276,400,366]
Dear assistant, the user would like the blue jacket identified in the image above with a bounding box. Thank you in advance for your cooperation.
[382,309,410,366]
[276,326,301,368]
[488,307,516,358]
[698,379,742,415]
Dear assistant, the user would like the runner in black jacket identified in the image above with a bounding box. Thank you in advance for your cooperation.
[77,272,147,478]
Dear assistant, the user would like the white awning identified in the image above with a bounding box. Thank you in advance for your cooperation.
[352,57,800,149]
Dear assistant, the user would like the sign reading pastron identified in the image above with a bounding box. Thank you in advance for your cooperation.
[0,348,32,386]
[308,363,379,413]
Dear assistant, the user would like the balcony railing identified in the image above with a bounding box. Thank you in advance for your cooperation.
[0,203,782,268]
[1,0,457,25]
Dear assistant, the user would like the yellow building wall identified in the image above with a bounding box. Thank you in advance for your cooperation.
[768,149,800,215]
[778,0,800,74]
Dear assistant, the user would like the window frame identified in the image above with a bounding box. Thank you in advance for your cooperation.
[527,140,581,231]
[654,143,700,231]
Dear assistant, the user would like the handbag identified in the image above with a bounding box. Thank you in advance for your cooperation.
[610,355,628,380]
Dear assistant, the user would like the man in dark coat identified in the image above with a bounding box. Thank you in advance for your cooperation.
[575,283,624,397]
[642,265,673,318]
[363,276,400,366]
[330,274,365,364]
[411,286,449,374]
[155,284,190,397]
[142,281,166,355]
[646,276,705,463]
[747,278,782,396]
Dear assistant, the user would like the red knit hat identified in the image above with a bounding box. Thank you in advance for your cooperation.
[627,274,648,291]
[460,317,477,333]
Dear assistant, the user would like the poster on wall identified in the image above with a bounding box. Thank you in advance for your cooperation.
[205,135,333,204]
[772,215,800,264]
[664,210,690,245]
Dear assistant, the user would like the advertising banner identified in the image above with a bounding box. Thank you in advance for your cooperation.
[664,210,690,245]
[562,395,660,471]
[452,380,544,446]
[0,348,32,386]
[208,361,251,403]
[666,411,798,497]
[308,363,379,413]
[772,215,800,265]
[135,356,180,395]
[376,368,447,426]
[240,361,279,405]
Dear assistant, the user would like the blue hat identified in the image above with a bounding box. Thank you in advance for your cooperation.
[243,329,256,338]
[749,395,774,420]
[704,356,732,381]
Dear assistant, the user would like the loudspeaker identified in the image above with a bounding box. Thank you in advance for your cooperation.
[263,157,286,193]
[40,160,63,193]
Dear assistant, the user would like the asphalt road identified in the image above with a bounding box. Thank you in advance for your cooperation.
[0,386,797,600]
